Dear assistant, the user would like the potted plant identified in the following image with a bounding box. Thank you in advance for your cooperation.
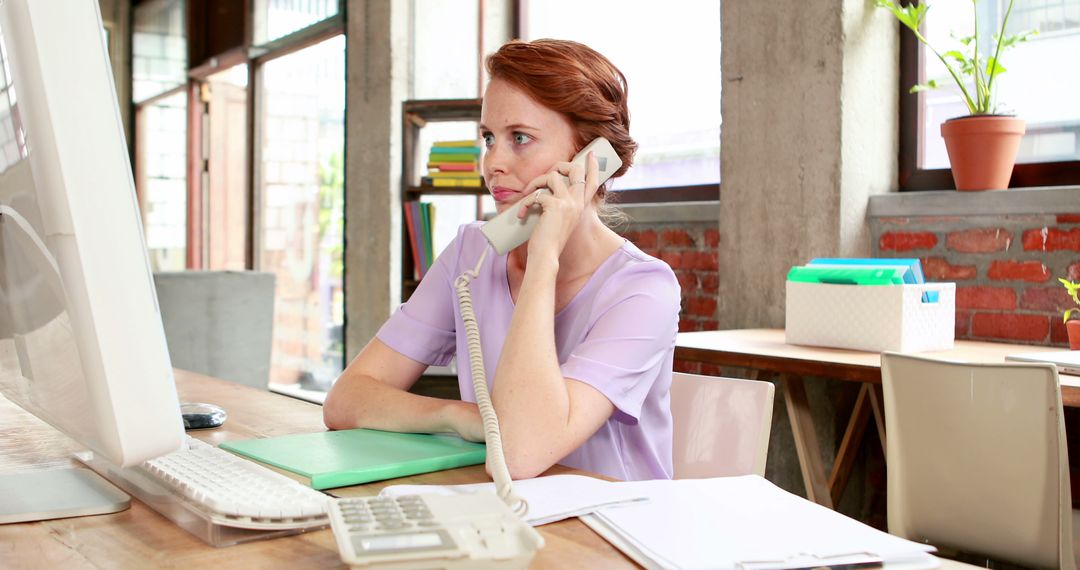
[875,0,1035,191]
[1062,278,1080,350]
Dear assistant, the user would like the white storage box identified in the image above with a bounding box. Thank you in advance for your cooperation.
[785,281,955,353]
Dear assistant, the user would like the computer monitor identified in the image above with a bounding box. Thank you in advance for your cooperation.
[0,0,185,522]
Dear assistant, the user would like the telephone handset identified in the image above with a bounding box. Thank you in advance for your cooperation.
[480,137,624,255]
[326,140,625,569]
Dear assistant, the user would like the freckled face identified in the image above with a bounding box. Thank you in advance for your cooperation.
[480,78,577,213]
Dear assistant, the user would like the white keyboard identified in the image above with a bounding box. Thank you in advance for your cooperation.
[131,436,330,530]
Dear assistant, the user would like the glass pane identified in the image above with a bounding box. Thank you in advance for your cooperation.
[253,0,340,45]
[258,36,345,392]
[919,0,1080,168]
[137,92,188,271]
[524,1,721,190]
[204,65,250,270]
[412,0,479,99]
[133,0,187,103]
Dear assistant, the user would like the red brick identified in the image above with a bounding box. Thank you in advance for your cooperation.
[678,318,696,333]
[1070,262,1080,282]
[955,309,972,338]
[879,231,937,252]
[1051,319,1070,346]
[701,272,719,293]
[660,229,695,248]
[686,251,719,271]
[946,228,1012,253]
[1023,227,1080,252]
[922,257,977,281]
[971,313,1049,342]
[1019,287,1073,312]
[632,229,658,249]
[659,251,682,268]
[699,319,719,330]
[1057,214,1080,224]
[704,229,720,248]
[987,260,1050,282]
[675,271,699,292]
[686,296,718,317]
[956,286,1016,310]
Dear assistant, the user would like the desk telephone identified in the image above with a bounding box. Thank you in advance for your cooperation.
[327,138,623,569]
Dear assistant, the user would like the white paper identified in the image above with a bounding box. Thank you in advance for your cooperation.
[586,475,936,570]
[380,473,649,526]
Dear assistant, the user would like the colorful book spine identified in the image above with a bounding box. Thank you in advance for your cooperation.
[430,146,480,155]
[425,153,477,163]
[422,177,482,188]
[427,162,477,172]
[432,139,478,147]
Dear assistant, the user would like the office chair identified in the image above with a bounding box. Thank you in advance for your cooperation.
[669,371,775,478]
[881,352,1077,570]
[153,271,276,390]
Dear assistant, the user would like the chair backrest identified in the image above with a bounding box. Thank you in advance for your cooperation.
[881,351,1074,570]
[153,271,275,390]
[670,372,775,479]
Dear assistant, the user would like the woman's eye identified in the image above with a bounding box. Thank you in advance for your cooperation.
[481,133,494,147]
[513,133,532,145]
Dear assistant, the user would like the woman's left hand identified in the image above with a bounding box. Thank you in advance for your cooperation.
[516,151,600,262]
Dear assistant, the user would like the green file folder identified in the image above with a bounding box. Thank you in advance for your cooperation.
[219,429,487,490]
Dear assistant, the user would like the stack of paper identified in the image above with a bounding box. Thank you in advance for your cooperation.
[380,474,648,526]
[581,476,937,570]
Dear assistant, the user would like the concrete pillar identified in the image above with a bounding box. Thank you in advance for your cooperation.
[719,0,898,329]
[344,0,411,358]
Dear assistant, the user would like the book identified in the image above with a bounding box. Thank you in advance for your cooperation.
[422,177,483,188]
[808,258,924,284]
[403,203,422,279]
[425,171,483,179]
[427,162,477,172]
[787,265,907,285]
[420,201,433,277]
[423,153,479,163]
[429,146,480,155]
[218,429,486,490]
[432,139,479,147]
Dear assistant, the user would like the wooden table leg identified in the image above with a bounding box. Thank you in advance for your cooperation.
[780,374,834,509]
[869,383,887,455]
[827,384,872,506]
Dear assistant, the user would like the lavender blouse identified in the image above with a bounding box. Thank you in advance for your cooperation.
[376,222,680,481]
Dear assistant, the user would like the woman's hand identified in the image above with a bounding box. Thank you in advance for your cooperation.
[444,401,485,443]
[516,152,601,261]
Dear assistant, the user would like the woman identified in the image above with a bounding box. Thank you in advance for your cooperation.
[323,39,680,481]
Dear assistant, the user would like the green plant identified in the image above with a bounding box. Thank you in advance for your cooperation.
[874,0,1036,115]
[1062,278,1080,323]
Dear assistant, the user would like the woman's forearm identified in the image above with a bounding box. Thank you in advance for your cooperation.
[491,254,577,476]
[324,374,479,437]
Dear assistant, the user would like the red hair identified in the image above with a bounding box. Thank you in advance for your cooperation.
[485,39,637,180]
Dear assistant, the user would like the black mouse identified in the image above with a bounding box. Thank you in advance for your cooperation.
[180,402,227,429]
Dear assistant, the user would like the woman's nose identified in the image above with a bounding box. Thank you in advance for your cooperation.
[483,143,507,178]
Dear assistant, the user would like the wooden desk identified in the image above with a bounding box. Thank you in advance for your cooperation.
[0,368,982,569]
[675,328,1080,509]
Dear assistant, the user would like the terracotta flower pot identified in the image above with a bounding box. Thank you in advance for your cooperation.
[940,115,1025,191]
[1069,320,1080,350]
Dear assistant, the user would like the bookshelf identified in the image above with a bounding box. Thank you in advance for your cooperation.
[400,98,485,301]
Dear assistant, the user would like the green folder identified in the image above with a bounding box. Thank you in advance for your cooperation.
[219,429,486,490]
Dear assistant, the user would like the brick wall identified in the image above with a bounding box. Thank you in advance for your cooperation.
[620,223,720,333]
[869,213,1080,346]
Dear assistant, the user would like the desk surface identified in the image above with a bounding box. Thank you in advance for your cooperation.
[0,369,979,569]
[676,328,1080,406]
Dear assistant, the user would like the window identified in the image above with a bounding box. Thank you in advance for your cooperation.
[257,36,346,390]
[253,0,341,45]
[900,0,1080,189]
[518,0,721,202]
[133,0,189,269]
[0,30,27,175]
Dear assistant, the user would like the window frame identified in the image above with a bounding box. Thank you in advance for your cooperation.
[898,23,1080,191]
[512,0,719,204]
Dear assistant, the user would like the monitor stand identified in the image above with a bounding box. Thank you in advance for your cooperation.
[0,468,129,524]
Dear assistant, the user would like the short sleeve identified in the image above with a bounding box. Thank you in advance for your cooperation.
[375,226,468,366]
[560,264,680,424]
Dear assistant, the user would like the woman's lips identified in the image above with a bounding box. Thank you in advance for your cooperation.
[491,187,519,202]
